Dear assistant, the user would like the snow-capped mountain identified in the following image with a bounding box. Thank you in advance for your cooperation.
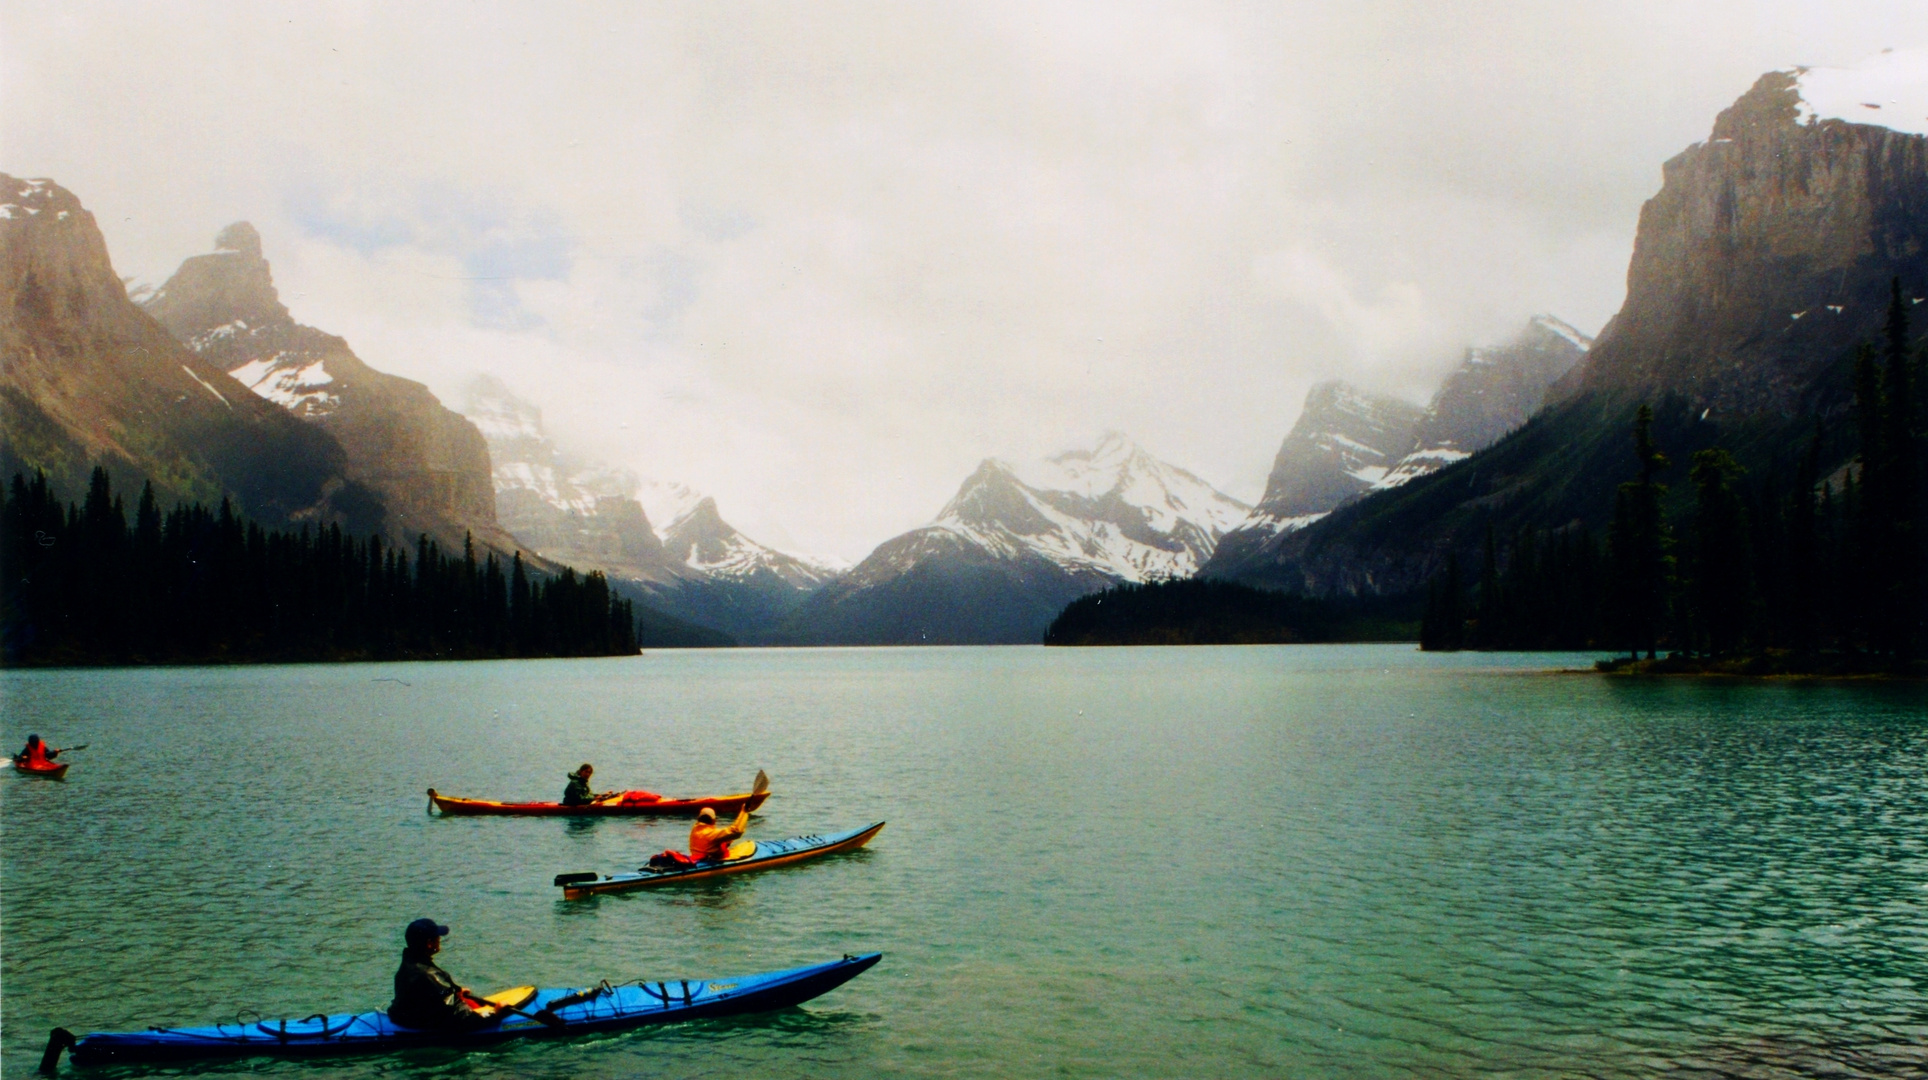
[1206,316,1588,579]
[461,375,836,640]
[139,223,514,554]
[662,497,842,588]
[784,433,1251,644]
[1240,382,1425,534]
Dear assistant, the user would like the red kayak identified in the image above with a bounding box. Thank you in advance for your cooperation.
[10,758,69,780]
[428,772,770,818]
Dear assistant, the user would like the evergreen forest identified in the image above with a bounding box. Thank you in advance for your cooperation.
[1421,280,1927,672]
[1,470,640,666]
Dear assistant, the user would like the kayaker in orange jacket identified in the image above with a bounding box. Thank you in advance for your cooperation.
[689,804,749,862]
[14,734,58,769]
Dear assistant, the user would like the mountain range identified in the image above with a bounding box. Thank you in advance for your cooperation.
[784,433,1251,644]
[1207,62,1928,597]
[10,58,1914,648]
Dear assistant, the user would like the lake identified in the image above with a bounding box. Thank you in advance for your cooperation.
[5,645,1928,1078]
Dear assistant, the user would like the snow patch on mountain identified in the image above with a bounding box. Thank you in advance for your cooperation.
[1793,49,1928,137]
[228,355,340,414]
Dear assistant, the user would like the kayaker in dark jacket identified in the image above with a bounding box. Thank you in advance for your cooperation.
[561,764,611,807]
[388,919,496,1032]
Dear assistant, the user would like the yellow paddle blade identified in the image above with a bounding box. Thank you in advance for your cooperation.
[482,986,538,1009]
[726,839,757,861]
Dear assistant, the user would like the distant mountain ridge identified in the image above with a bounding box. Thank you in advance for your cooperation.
[0,175,373,528]
[1207,316,1588,577]
[462,375,837,641]
[784,433,1250,644]
[141,223,514,553]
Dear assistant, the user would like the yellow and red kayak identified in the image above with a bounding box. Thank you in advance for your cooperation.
[428,788,770,818]
[553,822,885,898]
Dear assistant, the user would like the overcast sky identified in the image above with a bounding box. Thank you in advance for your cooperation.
[6,3,1927,560]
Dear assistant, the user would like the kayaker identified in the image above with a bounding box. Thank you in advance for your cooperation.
[14,734,58,769]
[689,804,749,863]
[387,919,497,1032]
[561,764,612,807]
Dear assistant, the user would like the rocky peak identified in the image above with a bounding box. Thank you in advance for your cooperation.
[1412,315,1590,453]
[664,496,728,541]
[143,221,291,342]
[1250,381,1425,520]
[937,459,1054,535]
[1572,52,1928,414]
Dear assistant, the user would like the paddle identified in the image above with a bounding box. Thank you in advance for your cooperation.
[463,990,566,1031]
[753,768,769,796]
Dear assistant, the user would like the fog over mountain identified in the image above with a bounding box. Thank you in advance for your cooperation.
[6,3,1925,561]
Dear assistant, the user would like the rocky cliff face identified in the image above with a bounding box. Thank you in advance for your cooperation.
[463,375,672,576]
[142,225,512,553]
[1209,57,1928,597]
[0,177,370,525]
[1412,316,1590,458]
[1570,66,1928,414]
[786,433,1249,644]
[1248,382,1424,525]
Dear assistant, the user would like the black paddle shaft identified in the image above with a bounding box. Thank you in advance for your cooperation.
[40,1028,76,1073]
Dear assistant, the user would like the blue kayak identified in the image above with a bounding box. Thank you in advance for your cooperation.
[45,952,880,1068]
[555,821,885,898]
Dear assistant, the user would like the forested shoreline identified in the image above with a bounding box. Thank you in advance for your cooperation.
[1042,578,1416,646]
[1,469,640,666]
[1422,281,1925,674]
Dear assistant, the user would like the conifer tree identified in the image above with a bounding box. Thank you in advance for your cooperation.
[1687,449,1751,655]
[1608,405,1673,659]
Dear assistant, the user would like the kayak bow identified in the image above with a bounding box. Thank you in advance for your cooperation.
[428,788,770,817]
[45,952,880,1068]
[556,822,885,898]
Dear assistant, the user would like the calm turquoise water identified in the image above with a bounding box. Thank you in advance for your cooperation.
[5,645,1928,1078]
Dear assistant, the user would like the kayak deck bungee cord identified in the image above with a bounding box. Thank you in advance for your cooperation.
[555,822,885,898]
[42,953,880,1069]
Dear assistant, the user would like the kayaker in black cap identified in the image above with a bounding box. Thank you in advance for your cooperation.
[561,764,612,807]
[387,919,496,1032]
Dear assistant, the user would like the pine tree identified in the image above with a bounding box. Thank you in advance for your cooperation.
[1879,278,1920,659]
[1608,405,1673,659]
[1687,449,1752,655]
